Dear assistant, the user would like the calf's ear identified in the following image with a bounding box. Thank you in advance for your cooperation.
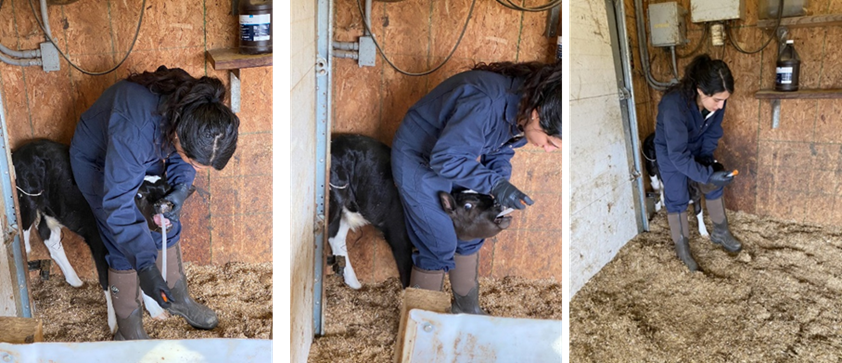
[438,191,456,215]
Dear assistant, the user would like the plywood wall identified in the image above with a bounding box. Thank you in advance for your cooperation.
[330,0,562,283]
[628,0,842,225]
[0,0,273,280]
[291,0,317,360]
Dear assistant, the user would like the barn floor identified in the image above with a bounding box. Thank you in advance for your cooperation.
[571,210,842,362]
[307,274,562,363]
[29,262,272,341]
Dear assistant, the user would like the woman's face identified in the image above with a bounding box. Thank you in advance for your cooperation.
[174,138,210,171]
[524,109,561,153]
[697,88,731,113]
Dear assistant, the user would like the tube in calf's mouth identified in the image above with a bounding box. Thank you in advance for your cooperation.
[496,208,514,218]
[494,208,514,229]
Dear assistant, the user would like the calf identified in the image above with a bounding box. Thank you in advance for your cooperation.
[328,134,512,289]
[14,139,176,333]
[642,133,708,237]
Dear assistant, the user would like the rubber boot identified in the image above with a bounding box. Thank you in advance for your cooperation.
[157,242,219,330]
[449,253,487,315]
[706,197,743,253]
[109,268,150,340]
[667,212,698,272]
[409,266,444,291]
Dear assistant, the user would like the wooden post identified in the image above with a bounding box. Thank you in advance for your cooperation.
[393,288,450,363]
[0,317,43,343]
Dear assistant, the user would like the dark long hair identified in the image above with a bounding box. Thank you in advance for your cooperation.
[667,54,734,105]
[127,66,239,170]
[472,61,561,138]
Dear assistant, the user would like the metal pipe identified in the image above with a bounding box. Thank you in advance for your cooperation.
[40,0,52,38]
[634,0,673,90]
[0,52,42,67]
[364,0,372,36]
[0,81,32,318]
[333,50,359,59]
[0,43,40,59]
[670,46,679,78]
[614,0,649,232]
[314,0,334,337]
[332,41,359,51]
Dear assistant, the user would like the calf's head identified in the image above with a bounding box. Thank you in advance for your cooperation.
[439,191,512,241]
[135,176,172,233]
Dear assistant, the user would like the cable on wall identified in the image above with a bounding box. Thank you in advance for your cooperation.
[28,0,146,76]
[355,0,477,77]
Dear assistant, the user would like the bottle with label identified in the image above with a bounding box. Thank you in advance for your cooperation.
[239,0,272,55]
[775,40,800,92]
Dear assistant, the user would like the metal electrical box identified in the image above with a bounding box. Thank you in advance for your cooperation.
[648,2,687,47]
[690,0,744,23]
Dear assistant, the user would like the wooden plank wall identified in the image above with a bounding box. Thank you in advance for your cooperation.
[291,0,318,360]
[331,0,562,282]
[0,0,273,280]
[629,0,842,225]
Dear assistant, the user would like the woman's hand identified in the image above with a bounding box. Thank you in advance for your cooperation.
[138,264,172,308]
[708,171,734,187]
[153,183,192,223]
[491,180,535,210]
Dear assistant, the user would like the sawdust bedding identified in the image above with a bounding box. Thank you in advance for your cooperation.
[30,262,272,341]
[307,275,562,363]
[571,210,842,362]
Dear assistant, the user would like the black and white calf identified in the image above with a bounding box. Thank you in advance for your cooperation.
[328,134,513,289]
[642,133,708,237]
[14,139,174,333]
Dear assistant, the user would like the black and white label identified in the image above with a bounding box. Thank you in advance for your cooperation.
[776,66,793,84]
[240,14,271,42]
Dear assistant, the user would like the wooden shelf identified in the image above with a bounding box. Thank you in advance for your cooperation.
[757,14,842,29]
[755,89,842,99]
[205,48,272,70]
[204,48,271,114]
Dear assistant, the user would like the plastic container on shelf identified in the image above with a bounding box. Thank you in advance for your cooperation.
[775,40,801,92]
[238,0,272,55]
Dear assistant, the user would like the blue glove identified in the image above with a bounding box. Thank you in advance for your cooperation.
[491,179,534,210]
[153,183,192,223]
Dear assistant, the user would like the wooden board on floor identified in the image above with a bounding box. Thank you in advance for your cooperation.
[394,288,450,363]
[0,317,43,343]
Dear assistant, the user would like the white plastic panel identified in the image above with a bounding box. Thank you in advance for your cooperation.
[402,309,562,363]
[0,339,272,363]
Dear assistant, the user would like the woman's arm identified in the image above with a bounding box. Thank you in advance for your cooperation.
[661,101,713,183]
[429,94,504,194]
[102,118,157,271]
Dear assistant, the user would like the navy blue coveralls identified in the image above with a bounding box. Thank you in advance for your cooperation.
[391,70,527,272]
[69,80,196,271]
[654,91,726,213]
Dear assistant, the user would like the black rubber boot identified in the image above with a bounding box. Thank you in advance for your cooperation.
[158,242,219,330]
[667,212,698,272]
[449,253,487,315]
[109,268,150,340]
[706,197,743,253]
[409,266,445,291]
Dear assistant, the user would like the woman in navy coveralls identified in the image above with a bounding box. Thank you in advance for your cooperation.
[69,66,239,340]
[654,54,743,272]
[391,61,561,314]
